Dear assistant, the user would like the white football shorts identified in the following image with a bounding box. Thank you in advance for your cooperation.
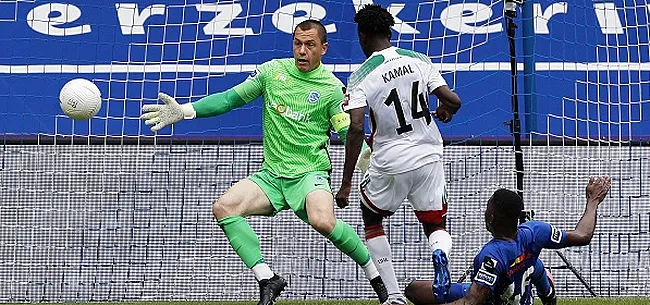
[359,160,448,224]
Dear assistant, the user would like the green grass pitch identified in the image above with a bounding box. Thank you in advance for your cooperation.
[14,299,649,305]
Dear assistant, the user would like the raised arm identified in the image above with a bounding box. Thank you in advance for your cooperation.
[565,176,611,246]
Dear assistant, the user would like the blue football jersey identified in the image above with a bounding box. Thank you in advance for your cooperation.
[471,221,567,305]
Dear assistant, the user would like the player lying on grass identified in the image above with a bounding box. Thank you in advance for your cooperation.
[404,176,611,305]
[435,258,558,305]
[335,4,461,305]
[140,19,388,305]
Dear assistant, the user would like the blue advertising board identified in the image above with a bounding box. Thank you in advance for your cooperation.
[0,0,648,140]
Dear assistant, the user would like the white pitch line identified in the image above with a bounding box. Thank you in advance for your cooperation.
[0,62,649,74]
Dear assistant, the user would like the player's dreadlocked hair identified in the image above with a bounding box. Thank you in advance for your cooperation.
[490,189,524,224]
[354,4,395,39]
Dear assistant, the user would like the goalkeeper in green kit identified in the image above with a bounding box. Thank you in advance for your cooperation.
[140,20,387,305]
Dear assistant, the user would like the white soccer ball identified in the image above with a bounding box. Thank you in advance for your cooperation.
[59,78,102,121]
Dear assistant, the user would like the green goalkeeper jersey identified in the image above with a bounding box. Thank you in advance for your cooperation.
[228,59,348,178]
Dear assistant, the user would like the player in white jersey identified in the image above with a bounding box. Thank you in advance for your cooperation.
[335,4,462,305]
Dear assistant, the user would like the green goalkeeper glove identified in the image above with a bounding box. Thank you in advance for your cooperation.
[141,92,196,132]
[355,147,371,174]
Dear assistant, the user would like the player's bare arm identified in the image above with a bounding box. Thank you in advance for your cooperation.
[441,283,491,305]
[405,281,490,305]
[335,107,366,209]
[565,176,611,246]
[432,85,461,123]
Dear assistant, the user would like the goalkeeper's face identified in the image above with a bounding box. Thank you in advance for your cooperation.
[293,28,328,73]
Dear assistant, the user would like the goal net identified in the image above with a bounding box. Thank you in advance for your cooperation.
[523,0,650,296]
[0,0,648,302]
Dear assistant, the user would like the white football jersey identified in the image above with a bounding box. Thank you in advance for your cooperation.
[344,47,448,174]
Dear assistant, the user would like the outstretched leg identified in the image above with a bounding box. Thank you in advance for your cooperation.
[410,161,452,303]
[421,218,452,303]
[362,204,407,305]
[305,189,388,303]
[405,280,470,305]
[531,259,557,305]
[212,178,286,305]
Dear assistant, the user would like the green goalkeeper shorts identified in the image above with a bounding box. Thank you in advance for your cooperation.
[247,169,331,223]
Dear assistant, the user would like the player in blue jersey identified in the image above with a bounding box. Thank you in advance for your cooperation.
[404,176,611,305]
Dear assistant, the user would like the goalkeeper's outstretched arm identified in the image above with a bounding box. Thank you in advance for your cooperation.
[141,72,263,132]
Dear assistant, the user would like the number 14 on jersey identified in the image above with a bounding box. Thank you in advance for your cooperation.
[384,80,432,135]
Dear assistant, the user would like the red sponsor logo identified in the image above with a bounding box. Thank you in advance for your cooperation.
[507,252,533,276]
